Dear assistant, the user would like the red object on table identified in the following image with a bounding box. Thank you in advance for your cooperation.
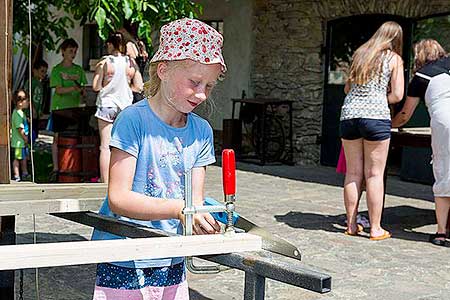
[222,149,236,196]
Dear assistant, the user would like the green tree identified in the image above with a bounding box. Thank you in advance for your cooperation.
[13,0,202,57]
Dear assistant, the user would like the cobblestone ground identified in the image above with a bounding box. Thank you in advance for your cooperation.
[14,163,450,300]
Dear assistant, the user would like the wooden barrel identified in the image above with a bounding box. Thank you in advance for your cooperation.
[81,135,100,181]
[58,136,82,183]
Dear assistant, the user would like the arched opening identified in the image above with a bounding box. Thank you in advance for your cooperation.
[320,14,411,167]
[320,13,450,176]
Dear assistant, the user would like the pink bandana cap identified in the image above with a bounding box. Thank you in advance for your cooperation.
[150,18,227,73]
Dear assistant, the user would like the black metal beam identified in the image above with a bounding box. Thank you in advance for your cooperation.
[52,211,331,294]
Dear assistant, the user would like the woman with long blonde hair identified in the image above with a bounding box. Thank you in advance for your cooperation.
[392,39,450,246]
[340,21,404,240]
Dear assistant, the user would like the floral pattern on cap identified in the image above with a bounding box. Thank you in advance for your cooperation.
[150,18,227,72]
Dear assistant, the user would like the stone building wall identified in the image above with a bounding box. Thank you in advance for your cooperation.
[251,0,450,165]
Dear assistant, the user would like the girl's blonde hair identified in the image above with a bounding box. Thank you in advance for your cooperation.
[348,21,403,85]
[144,62,161,97]
[413,39,447,73]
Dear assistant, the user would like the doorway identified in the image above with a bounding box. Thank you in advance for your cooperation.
[320,14,411,167]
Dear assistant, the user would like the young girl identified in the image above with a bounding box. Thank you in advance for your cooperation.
[340,21,404,240]
[11,90,30,181]
[92,18,224,299]
[93,32,143,183]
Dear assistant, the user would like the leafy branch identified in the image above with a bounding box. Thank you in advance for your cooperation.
[13,0,202,56]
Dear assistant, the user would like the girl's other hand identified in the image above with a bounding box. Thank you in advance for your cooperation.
[178,209,221,234]
[193,213,221,235]
[178,209,221,235]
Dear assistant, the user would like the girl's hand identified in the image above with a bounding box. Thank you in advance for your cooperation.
[177,209,221,235]
[193,213,221,235]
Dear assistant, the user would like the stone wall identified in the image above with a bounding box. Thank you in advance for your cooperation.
[251,0,450,165]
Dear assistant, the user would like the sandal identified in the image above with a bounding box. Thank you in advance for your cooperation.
[344,224,364,236]
[370,230,391,241]
[429,233,447,247]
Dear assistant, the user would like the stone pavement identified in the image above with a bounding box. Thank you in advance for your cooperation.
[14,162,450,299]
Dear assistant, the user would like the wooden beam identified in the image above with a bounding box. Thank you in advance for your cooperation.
[0,0,14,295]
[0,183,107,201]
[0,233,262,271]
[0,0,12,184]
[0,198,103,216]
[0,183,104,215]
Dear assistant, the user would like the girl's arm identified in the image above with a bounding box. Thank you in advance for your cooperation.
[55,86,80,94]
[388,54,404,104]
[92,59,105,92]
[130,58,144,93]
[126,42,139,59]
[344,80,351,94]
[18,128,28,144]
[108,147,185,221]
[391,96,420,128]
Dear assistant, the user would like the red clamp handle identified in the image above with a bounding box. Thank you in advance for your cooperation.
[222,149,236,196]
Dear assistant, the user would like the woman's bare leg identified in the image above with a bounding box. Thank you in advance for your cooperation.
[435,196,450,238]
[363,139,390,237]
[98,119,113,183]
[342,138,364,234]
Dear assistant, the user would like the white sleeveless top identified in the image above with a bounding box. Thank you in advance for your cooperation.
[340,51,393,121]
[96,55,133,110]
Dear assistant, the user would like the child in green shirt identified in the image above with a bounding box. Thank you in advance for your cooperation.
[48,38,87,181]
[25,60,48,142]
[11,90,31,181]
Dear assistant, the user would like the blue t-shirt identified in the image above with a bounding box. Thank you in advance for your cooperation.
[92,99,216,268]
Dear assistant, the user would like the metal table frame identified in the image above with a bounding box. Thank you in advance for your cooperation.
[231,98,294,165]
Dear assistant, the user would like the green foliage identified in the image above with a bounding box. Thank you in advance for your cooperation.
[13,0,74,54]
[13,0,202,55]
[414,16,450,51]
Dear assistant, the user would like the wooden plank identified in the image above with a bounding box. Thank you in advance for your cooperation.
[0,183,103,215]
[0,183,107,201]
[0,198,103,216]
[0,233,262,270]
[0,0,14,295]
[0,0,12,184]
[391,128,431,148]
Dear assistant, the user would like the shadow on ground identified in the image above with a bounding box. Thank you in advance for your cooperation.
[215,160,434,202]
[275,205,435,243]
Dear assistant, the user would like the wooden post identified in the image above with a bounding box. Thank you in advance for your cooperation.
[0,0,12,183]
[0,0,15,298]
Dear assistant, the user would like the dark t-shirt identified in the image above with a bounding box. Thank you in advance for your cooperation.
[408,56,450,99]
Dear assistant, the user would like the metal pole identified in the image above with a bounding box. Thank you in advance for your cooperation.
[244,272,266,300]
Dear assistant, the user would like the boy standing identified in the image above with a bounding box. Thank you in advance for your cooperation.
[49,38,87,181]
[11,90,31,181]
[25,60,48,142]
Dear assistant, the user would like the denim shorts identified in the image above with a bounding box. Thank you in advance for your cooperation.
[95,107,121,123]
[340,118,391,141]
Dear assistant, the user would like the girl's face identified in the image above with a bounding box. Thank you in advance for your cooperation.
[159,60,222,114]
[17,92,29,109]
